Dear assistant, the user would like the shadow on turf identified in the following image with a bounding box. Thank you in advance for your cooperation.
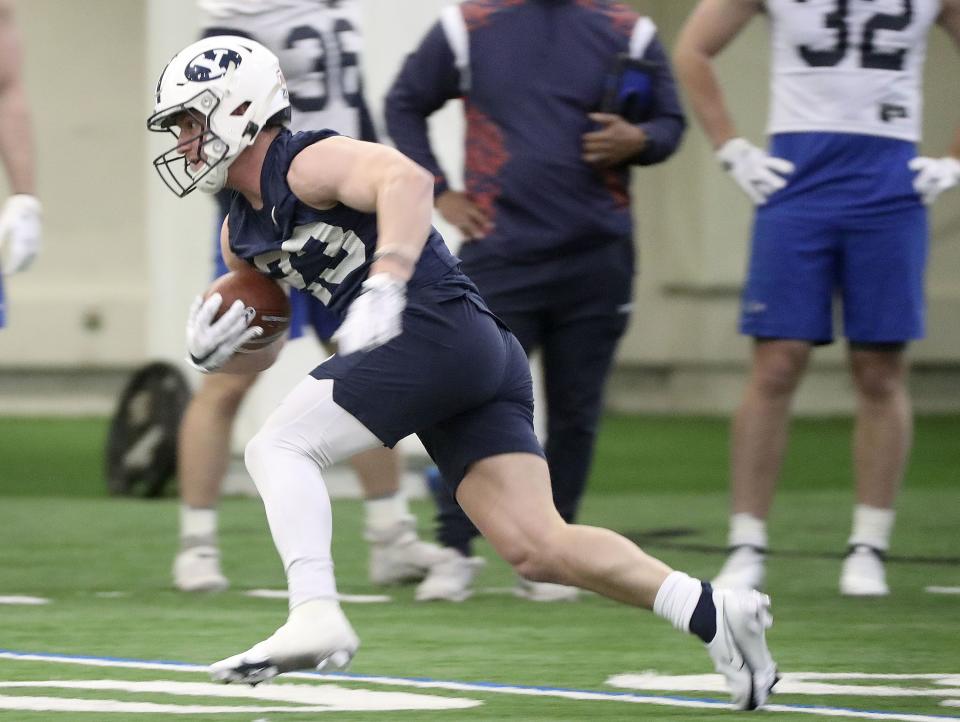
[627,528,960,565]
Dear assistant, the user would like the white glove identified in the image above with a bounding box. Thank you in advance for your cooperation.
[716,138,795,205]
[909,155,960,205]
[333,273,406,356]
[0,194,42,275]
[186,293,263,373]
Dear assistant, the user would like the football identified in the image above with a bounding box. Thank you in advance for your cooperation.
[205,268,291,351]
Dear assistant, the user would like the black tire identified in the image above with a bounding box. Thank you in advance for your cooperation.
[105,362,192,498]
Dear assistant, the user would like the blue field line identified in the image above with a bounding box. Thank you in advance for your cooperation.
[1,649,959,721]
[0,650,208,672]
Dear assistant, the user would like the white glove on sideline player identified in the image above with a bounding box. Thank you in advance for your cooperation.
[333,273,406,356]
[186,293,263,373]
[0,194,42,275]
[716,138,795,205]
[909,156,960,205]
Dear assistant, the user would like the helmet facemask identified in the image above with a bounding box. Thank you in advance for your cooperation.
[148,90,233,196]
[147,37,291,197]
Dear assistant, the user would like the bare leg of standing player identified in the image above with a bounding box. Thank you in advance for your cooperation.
[841,346,911,596]
[174,371,445,592]
[713,340,809,593]
[713,341,909,596]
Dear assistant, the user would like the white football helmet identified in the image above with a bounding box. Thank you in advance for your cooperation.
[147,35,290,196]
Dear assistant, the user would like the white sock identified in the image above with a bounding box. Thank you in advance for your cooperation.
[288,596,343,619]
[729,512,768,550]
[180,505,218,542]
[653,571,703,634]
[364,492,411,532]
[848,504,895,551]
[245,439,338,610]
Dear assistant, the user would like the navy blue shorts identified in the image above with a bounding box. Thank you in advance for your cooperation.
[742,133,928,345]
[310,287,544,490]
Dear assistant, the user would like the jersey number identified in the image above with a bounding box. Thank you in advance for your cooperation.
[794,0,913,70]
[253,222,366,305]
[284,19,361,112]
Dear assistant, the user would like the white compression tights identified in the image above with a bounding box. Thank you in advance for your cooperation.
[243,376,382,609]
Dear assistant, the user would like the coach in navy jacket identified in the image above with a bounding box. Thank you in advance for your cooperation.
[386,0,686,595]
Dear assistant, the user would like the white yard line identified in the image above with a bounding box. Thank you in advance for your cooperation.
[0,596,49,605]
[1,650,959,721]
[244,589,392,603]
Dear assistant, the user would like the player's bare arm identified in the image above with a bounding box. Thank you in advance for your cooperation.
[287,136,434,283]
[673,0,762,148]
[0,0,34,194]
[0,0,41,275]
[217,327,283,374]
[675,0,794,205]
[0,2,15,89]
[908,0,960,204]
[938,0,960,158]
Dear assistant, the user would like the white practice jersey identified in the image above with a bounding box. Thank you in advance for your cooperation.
[766,0,941,140]
[198,0,327,18]
[198,0,368,138]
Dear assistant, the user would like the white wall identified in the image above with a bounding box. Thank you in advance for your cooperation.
[143,0,209,365]
[1,0,151,365]
[2,0,959,419]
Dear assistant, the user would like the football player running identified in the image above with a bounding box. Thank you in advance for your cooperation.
[171,0,447,595]
[148,36,780,710]
[674,0,960,596]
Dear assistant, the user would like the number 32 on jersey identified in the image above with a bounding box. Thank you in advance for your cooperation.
[793,0,914,69]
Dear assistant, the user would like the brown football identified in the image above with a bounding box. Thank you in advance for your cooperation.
[205,268,291,350]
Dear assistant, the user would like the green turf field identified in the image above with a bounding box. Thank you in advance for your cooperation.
[0,414,958,720]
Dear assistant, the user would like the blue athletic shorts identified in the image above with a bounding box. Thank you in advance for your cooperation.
[213,198,341,342]
[310,282,544,490]
[741,133,928,344]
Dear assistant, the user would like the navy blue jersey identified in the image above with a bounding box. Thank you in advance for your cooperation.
[228,129,462,320]
[385,0,686,263]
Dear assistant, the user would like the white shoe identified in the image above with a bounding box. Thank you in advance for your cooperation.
[414,548,486,602]
[514,577,580,602]
[210,599,359,685]
[707,588,779,710]
[173,544,229,592]
[366,518,449,586]
[713,546,766,591]
[840,545,889,596]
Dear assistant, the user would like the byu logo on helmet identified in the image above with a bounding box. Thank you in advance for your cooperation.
[185,49,243,82]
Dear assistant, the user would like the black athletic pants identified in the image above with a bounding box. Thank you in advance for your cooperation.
[431,240,633,555]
